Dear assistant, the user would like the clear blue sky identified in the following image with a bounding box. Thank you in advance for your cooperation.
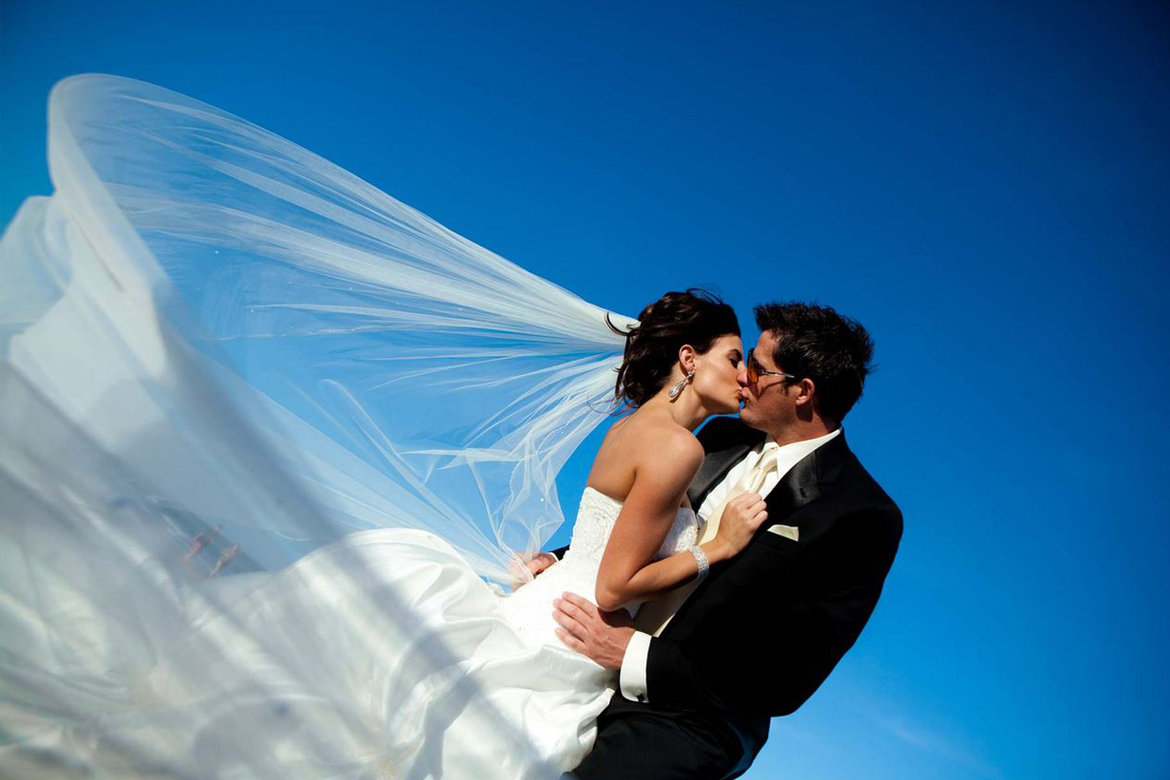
[3,2,1168,776]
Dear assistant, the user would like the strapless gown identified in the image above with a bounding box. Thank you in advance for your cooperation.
[63,488,698,779]
[0,75,672,780]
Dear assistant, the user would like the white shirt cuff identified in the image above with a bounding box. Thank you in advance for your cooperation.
[619,630,652,702]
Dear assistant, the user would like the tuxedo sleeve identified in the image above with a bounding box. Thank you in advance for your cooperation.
[644,504,901,718]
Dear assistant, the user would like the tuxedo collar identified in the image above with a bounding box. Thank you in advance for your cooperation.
[687,427,765,508]
[688,423,850,514]
[762,429,850,520]
[666,428,854,635]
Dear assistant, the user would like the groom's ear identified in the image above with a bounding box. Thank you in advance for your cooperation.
[793,377,816,408]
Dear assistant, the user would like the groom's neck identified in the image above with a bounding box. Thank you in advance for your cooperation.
[763,417,837,447]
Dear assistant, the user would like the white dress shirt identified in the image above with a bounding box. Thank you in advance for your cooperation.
[618,427,841,703]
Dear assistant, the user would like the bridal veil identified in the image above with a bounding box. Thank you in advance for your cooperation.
[0,74,634,775]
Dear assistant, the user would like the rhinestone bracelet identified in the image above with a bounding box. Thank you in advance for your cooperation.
[689,545,710,581]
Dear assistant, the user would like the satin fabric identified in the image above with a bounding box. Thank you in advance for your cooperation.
[0,75,652,777]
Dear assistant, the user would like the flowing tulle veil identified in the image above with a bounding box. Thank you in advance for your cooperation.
[0,74,636,775]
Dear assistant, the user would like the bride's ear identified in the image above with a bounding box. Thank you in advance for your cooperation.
[677,344,697,374]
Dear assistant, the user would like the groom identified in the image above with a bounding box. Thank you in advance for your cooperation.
[551,301,902,778]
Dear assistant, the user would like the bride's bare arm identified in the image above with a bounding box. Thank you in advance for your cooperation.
[593,430,767,612]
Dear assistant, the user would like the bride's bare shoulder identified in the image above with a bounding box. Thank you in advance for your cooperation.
[612,414,702,468]
[589,413,702,497]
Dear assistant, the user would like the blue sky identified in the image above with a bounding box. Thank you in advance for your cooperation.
[3,1,1168,776]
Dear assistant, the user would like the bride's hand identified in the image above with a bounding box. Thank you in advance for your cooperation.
[510,552,558,588]
[712,493,768,560]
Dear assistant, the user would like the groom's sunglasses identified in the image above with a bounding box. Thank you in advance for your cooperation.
[745,349,797,386]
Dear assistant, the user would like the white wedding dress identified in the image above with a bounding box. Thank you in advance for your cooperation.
[0,75,684,778]
[179,489,698,777]
[12,488,699,778]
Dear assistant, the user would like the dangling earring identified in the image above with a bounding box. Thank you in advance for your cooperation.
[668,370,694,401]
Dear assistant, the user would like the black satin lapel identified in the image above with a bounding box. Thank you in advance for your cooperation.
[763,453,821,519]
[688,443,751,508]
[762,433,850,522]
[666,433,854,636]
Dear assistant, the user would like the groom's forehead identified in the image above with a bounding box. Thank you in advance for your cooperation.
[753,331,781,360]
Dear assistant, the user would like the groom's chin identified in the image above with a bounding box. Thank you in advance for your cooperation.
[737,403,761,427]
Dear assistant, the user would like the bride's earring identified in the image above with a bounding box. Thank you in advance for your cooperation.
[668,370,694,401]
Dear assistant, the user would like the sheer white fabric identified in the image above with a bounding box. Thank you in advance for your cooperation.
[0,74,648,777]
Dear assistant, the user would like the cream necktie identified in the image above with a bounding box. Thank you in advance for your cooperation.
[696,446,779,544]
[633,446,780,636]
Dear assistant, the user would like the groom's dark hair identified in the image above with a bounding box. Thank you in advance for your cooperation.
[754,302,874,423]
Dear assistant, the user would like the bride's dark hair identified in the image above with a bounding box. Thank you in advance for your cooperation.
[611,289,740,407]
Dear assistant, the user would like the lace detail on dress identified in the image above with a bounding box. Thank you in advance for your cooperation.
[498,487,699,646]
[563,487,697,567]
[658,499,699,557]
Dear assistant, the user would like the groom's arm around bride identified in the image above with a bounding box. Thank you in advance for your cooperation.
[556,302,902,779]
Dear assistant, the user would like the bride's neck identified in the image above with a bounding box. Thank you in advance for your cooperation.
[639,390,708,432]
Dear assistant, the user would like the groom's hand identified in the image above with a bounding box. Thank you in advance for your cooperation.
[553,592,635,670]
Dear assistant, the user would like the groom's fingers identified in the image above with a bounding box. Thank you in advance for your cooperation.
[553,597,589,651]
[555,627,586,652]
[554,594,589,631]
[552,601,570,624]
[554,593,600,636]
[558,592,600,629]
[559,592,596,616]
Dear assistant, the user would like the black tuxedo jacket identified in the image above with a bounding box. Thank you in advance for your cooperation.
[625,417,901,758]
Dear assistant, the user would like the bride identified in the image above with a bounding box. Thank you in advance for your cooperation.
[0,76,766,778]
